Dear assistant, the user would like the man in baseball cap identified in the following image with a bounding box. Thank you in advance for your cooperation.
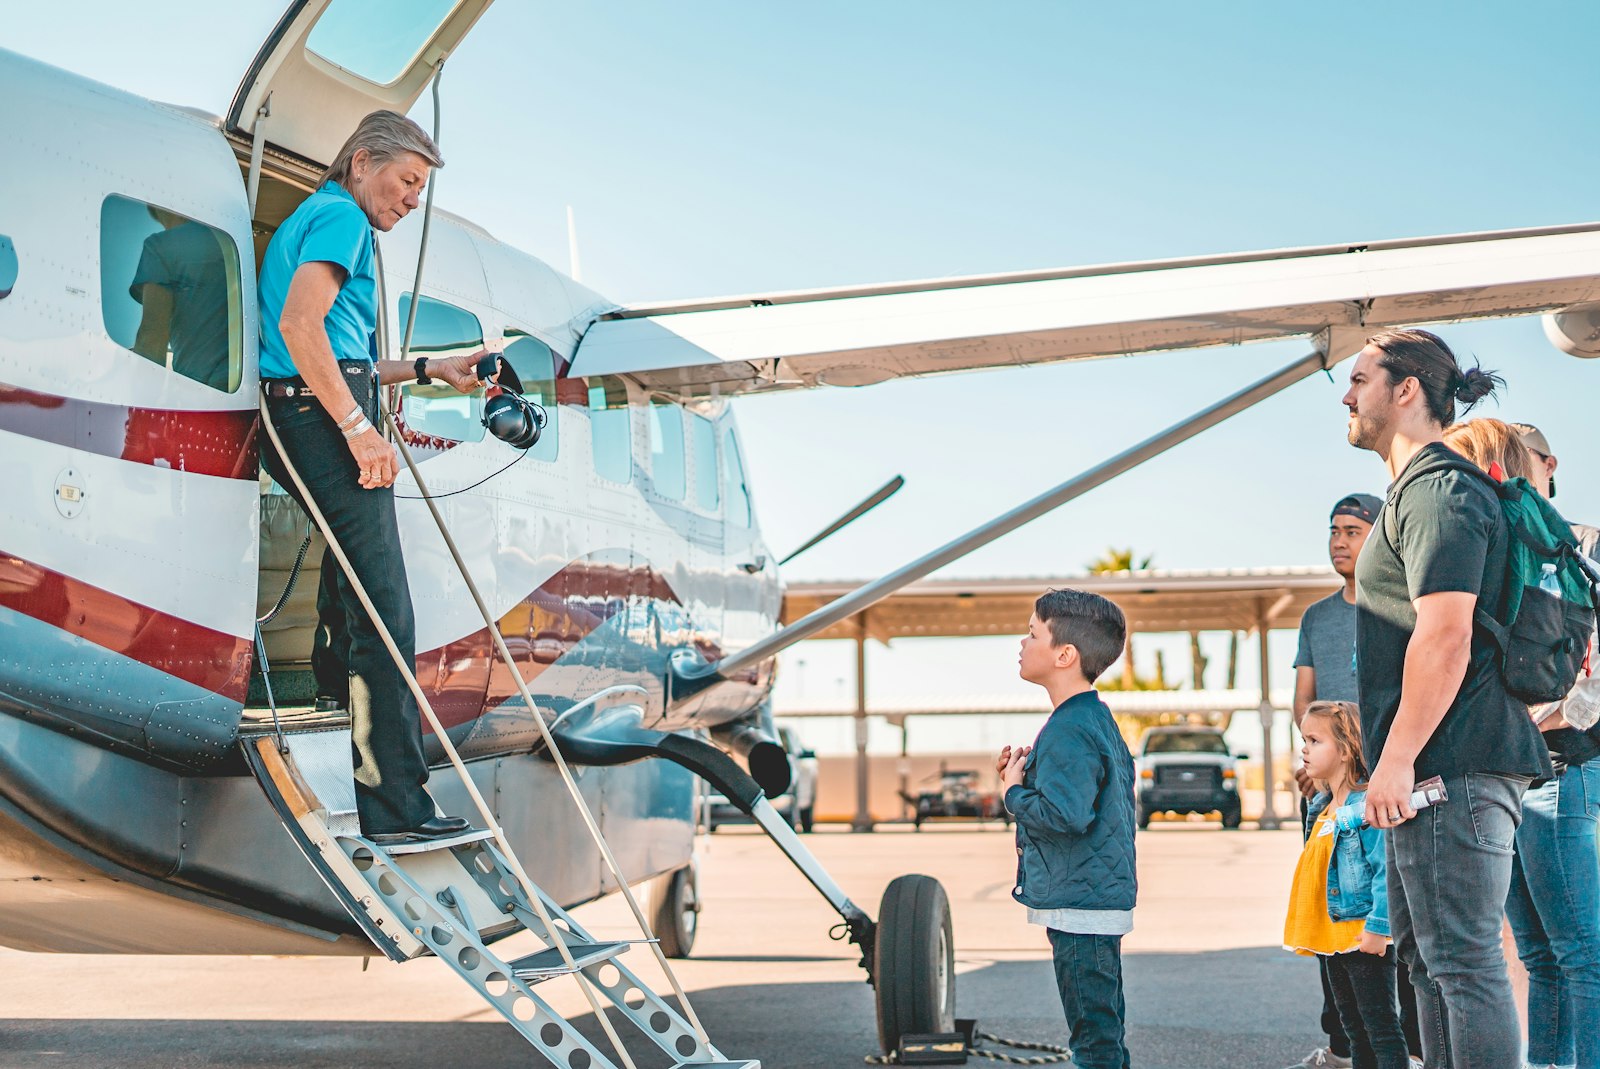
[1512,423,1558,499]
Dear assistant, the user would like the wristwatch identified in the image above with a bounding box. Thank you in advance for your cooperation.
[414,356,431,385]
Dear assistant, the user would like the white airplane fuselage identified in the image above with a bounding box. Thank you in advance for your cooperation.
[0,47,782,955]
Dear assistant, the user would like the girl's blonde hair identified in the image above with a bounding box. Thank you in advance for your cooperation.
[1302,700,1368,788]
[1442,417,1534,482]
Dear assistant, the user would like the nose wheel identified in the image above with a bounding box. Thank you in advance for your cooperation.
[873,874,956,1054]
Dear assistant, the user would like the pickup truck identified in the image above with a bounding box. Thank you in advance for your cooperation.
[1135,726,1243,829]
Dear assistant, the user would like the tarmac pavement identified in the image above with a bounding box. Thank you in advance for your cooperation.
[0,821,1323,1068]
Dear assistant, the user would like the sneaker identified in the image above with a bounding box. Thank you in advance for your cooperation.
[1282,1049,1353,1069]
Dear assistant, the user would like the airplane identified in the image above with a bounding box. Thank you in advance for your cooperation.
[4,1,1600,1066]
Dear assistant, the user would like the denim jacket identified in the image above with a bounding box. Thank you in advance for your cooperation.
[1304,788,1390,937]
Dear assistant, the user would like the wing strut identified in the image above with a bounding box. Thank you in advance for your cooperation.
[674,344,1336,685]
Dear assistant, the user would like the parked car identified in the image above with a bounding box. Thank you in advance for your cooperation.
[706,725,819,832]
[1134,726,1243,829]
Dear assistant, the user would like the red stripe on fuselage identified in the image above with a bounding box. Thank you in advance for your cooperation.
[0,553,252,702]
[0,382,258,480]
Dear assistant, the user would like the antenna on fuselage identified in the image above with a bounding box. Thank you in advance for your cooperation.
[567,205,583,282]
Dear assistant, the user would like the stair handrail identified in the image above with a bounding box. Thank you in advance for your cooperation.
[257,399,646,1069]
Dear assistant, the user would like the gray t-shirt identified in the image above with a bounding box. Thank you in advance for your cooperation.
[1294,591,1358,703]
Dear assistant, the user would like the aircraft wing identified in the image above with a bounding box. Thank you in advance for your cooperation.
[568,222,1600,396]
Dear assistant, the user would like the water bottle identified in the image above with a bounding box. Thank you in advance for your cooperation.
[1321,776,1449,835]
[1540,562,1562,598]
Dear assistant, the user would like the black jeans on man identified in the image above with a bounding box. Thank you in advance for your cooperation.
[1047,930,1130,1069]
[1324,948,1410,1069]
[1389,772,1529,1069]
[262,362,436,834]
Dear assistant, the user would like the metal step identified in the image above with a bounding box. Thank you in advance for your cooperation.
[508,940,629,982]
[672,1061,763,1068]
[374,828,495,855]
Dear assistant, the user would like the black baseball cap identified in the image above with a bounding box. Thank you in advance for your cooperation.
[1331,493,1382,525]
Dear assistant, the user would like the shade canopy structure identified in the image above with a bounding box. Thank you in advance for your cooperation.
[779,567,1341,642]
[777,566,1337,831]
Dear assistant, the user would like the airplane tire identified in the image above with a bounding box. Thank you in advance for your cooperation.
[652,865,699,958]
[874,874,955,1055]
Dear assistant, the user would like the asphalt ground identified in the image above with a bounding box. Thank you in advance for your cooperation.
[0,821,1327,1068]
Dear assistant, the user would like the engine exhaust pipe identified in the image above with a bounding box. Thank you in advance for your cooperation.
[709,720,791,799]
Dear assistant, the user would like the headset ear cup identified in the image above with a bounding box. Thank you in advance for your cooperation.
[482,392,543,450]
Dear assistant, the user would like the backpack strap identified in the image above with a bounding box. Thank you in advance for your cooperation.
[1380,450,1512,649]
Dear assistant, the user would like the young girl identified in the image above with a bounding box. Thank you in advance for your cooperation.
[1284,701,1408,1069]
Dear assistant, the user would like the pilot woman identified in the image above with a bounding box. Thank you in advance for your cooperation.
[259,111,484,844]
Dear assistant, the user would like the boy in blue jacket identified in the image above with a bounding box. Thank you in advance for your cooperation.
[999,588,1137,1069]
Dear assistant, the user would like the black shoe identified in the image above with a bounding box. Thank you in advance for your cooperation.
[367,816,473,844]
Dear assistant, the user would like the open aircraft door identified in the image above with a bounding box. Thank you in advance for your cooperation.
[226,0,495,171]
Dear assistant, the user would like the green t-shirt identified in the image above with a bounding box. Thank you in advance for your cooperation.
[1354,443,1549,780]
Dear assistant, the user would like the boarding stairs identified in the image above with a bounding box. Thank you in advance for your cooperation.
[246,724,754,1069]
[253,390,757,1069]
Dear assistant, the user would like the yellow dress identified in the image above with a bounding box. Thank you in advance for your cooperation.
[1283,808,1367,956]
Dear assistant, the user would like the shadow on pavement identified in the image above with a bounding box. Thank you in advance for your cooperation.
[0,946,1325,1069]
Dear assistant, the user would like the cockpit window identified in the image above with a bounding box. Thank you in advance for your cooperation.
[501,333,558,461]
[689,412,719,512]
[397,292,484,442]
[99,195,243,393]
[648,402,686,501]
[587,376,632,484]
[723,427,753,528]
[306,0,464,87]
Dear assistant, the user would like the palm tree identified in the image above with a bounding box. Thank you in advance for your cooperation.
[1087,547,1156,688]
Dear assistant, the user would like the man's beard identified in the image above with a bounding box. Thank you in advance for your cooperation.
[1347,407,1386,450]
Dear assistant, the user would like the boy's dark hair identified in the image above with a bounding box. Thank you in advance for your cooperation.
[1366,328,1503,427]
[1034,588,1127,682]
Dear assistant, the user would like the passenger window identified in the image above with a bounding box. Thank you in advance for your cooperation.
[501,333,558,461]
[100,195,243,393]
[588,376,631,484]
[397,293,484,443]
[689,412,719,512]
[723,428,753,528]
[648,403,686,501]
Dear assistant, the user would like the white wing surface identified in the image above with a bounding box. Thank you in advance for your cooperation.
[570,223,1600,396]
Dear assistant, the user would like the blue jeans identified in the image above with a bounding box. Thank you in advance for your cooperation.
[1047,930,1129,1069]
[1504,761,1600,1069]
[1388,772,1529,1069]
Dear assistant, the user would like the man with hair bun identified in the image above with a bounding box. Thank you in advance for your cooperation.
[1342,329,1549,1069]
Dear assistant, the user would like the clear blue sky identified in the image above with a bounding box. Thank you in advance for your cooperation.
[9,2,1598,748]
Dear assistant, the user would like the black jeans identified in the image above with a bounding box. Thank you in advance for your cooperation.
[1389,772,1529,1069]
[1323,949,1410,1069]
[1047,930,1130,1069]
[262,363,436,834]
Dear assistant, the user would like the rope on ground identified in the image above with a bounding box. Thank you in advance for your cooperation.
[865,1031,1072,1065]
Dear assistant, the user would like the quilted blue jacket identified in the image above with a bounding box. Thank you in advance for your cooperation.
[1004,690,1137,912]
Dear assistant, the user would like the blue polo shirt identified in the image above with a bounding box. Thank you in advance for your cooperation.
[258,181,378,380]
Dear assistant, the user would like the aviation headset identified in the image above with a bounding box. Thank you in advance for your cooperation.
[475,351,546,450]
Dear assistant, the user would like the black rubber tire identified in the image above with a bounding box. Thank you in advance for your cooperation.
[874,874,956,1055]
[652,865,699,958]
[1137,804,1152,830]
[1221,804,1242,830]
[799,805,815,833]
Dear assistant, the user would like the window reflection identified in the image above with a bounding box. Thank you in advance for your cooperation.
[397,293,485,443]
[723,427,753,528]
[649,403,686,501]
[588,376,631,484]
[502,333,559,461]
[306,0,462,86]
[689,412,719,512]
[100,195,243,393]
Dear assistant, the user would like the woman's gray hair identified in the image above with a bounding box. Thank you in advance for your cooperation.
[322,110,444,187]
